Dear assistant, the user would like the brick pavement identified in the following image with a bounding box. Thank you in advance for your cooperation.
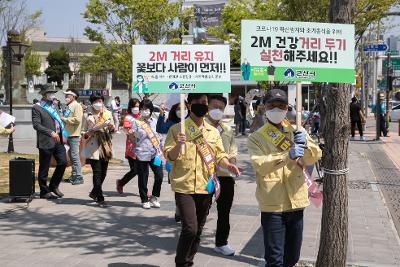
[0,130,400,266]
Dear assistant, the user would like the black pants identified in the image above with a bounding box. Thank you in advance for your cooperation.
[119,157,138,186]
[351,120,363,137]
[379,115,388,136]
[38,143,67,196]
[88,159,109,202]
[216,176,235,247]
[136,159,163,203]
[175,193,212,267]
[261,210,304,267]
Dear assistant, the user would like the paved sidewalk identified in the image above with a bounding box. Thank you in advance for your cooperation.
[1,133,400,266]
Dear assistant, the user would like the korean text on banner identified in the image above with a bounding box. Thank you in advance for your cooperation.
[240,20,355,83]
[132,45,231,94]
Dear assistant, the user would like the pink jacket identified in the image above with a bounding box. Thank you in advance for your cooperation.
[123,114,140,160]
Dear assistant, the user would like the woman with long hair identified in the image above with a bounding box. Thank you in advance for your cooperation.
[116,98,141,194]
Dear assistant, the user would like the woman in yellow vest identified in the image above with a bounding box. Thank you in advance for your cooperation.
[248,89,321,267]
[164,93,240,267]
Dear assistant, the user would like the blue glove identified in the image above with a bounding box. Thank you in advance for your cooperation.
[293,130,307,144]
[289,144,306,159]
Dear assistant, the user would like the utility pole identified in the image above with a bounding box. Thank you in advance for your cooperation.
[386,50,392,132]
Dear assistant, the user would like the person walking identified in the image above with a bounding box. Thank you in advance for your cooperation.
[116,98,141,194]
[350,97,366,141]
[239,99,247,136]
[234,97,242,136]
[130,99,164,209]
[61,89,84,185]
[32,85,68,199]
[164,93,240,267]
[156,94,188,222]
[248,89,322,267]
[206,95,238,256]
[111,96,121,133]
[82,93,115,207]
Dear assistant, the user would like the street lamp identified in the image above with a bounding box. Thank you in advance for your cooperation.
[6,30,30,153]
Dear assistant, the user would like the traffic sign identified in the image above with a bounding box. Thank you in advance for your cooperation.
[363,43,388,52]
[385,50,400,55]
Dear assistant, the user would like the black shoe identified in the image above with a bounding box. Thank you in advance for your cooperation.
[51,188,64,198]
[89,192,97,202]
[97,200,110,208]
[40,192,59,199]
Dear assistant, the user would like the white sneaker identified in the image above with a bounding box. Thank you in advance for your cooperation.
[360,136,366,141]
[150,196,161,208]
[350,137,356,141]
[142,202,151,209]
[214,245,235,256]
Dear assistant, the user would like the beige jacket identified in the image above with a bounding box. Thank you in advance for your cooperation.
[82,109,114,160]
[0,126,12,136]
[62,100,83,137]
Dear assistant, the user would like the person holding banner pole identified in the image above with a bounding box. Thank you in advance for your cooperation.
[32,85,68,199]
[130,99,164,209]
[164,93,240,267]
[206,94,238,256]
[248,89,321,267]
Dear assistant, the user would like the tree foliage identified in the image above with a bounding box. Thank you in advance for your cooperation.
[210,0,400,64]
[45,46,71,86]
[24,47,41,76]
[0,0,42,45]
[80,0,193,85]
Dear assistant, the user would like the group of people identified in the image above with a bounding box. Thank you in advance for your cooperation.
[28,85,322,267]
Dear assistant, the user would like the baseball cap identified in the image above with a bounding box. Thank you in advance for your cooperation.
[263,89,288,104]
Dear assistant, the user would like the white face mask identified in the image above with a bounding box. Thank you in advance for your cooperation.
[141,109,151,118]
[132,107,140,114]
[266,108,287,124]
[176,109,188,119]
[208,109,224,121]
[92,103,103,111]
[47,93,56,101]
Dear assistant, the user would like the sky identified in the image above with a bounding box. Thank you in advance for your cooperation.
[26,0,400,40]
[27,0,89,38]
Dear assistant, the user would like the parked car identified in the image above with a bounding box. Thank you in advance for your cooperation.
[389,104,400,122]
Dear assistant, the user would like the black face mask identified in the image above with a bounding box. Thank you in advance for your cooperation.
[191,103,208,117]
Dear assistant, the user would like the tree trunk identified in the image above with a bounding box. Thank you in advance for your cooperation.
[316,1,354,267]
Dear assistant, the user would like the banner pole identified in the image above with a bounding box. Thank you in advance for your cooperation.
[296,82,302,130]
[180,93,185,154]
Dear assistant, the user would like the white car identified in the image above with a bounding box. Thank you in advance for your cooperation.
[389,104,400,122]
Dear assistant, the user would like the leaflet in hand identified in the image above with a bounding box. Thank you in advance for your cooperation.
[0,112,16,128]
[89,119,111,132]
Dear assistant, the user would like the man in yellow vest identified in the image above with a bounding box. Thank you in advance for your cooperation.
[164,93,240,267]
[206,94,238,256]
[248,89,321,267]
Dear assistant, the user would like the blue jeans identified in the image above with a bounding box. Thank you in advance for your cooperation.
[67,137,82,179]
[261,210,304,267]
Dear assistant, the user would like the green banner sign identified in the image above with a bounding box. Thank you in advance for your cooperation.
[240,20,356,83]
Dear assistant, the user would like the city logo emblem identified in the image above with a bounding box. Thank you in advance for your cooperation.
[284,68,295,78]
[169,82,179,90]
